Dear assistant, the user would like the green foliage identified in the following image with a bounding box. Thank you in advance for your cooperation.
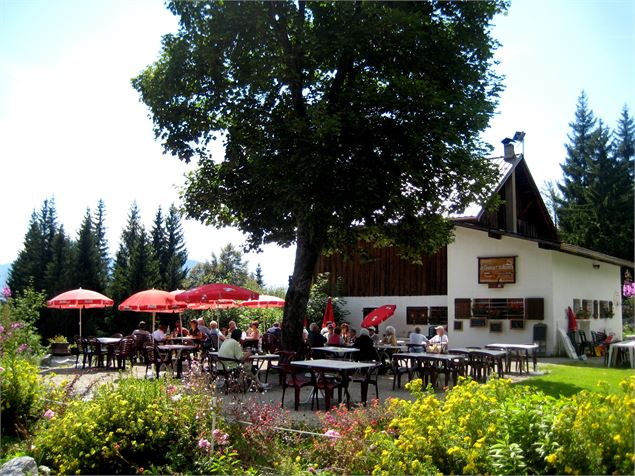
[185,243,250,289]
[32,375,230,475]
[556,93,634,260]
[363,377,634,476]
[0,287,46,361]
[0,356,46,436]
[305,273,348,325]
[133,0,508,351]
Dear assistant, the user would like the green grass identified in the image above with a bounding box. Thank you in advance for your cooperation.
[515,362,634,398]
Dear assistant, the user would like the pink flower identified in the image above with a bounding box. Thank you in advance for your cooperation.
[0,367,4,372]
[44,409,55,419]
[198,438,211,449]
[11,323,24,330]
[17,344,28,353]
[167,385,177,395]
[324,429,340,439]
[212,428,229,445]
[1,286,11,299]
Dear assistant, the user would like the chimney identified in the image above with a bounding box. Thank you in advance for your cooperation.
[501,137,515,161]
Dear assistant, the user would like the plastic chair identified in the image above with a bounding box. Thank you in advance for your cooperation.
[391,355,413,390]
[145,343,173,378]
[578,330,594,356]
[279,363,314,410]
[352,362,381,405]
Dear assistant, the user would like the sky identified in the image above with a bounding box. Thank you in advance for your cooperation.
[0,0,633,288]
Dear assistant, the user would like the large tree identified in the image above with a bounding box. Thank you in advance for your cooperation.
[134,1,507,351]
[163,205,188,290]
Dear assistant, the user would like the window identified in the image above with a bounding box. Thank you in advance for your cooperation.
[490,322,503,333]
[429,306,448,325]
[525,298,544,320]
[454,320,463,331]
[406,307,428,325]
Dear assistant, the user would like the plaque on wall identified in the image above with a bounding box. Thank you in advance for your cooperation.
[470,318,487,328]
[478,256,516,285]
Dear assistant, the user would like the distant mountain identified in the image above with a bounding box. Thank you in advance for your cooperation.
[185,259,200,270]
[0,263,10,288]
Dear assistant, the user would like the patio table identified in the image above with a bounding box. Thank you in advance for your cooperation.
[249,353,278,383]
[312,346,359,360]
[607,340,635,368]
[291,359,375,409]
[158,344,197,378]
[394,352,467,386]
[485,343,539,373]
[448,348,507,378]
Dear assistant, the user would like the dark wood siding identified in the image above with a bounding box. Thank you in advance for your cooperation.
[315,245,447,296]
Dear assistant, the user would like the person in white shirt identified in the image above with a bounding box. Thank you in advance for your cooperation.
[152,325,167,343]
[408,327,428,352]
[429,325,448,351]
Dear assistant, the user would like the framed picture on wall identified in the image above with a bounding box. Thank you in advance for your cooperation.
[470,318,487,328]
[510,320,524,329]
[454,321,463,331]
[489,322,503,333]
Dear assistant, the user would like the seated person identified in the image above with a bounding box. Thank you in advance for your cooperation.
[368,326,380,346]
[209,320,225,342]
[172,321,189,337]
[197,318,211,338]
[354,328,379,362]
[408,327,428,352]
[132,321,151,338]
[266,322,282,338]
[246,321,260,340]
[307,322,327,347]
[381,326,398,346]
[327,326,344,346]
[428,325,448,352]
[218,329,264,389]
[188,319,203,339]
[348,328,357,344]
[340,323,351,344]
[152,325,168,343]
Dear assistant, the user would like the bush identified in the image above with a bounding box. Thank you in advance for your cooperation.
[32,375,238,474]
[0,355,46,436]
[364,377,635,475]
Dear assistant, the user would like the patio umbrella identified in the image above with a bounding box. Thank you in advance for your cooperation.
[240,295,285,308]
[187,300,239,310]
[47,288,114,338]
[361,304,397,329]
[322,297,335,329]
[175,283,258,304]
[118,289,186,332]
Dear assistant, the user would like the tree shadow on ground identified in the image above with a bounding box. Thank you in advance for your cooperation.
[516,380,585,398]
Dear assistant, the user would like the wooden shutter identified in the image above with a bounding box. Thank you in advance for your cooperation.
[525,298,544,320]
[455,299,471,319]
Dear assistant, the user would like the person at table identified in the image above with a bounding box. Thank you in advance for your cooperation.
[218,328,265,389]
[266,322,282,338]
[348,328,357,344]
[308,322,327,347]
[323,323,335,340]
[381,326,398,346]
[133,321,151,338]
[227,320,237,336]
[409,327,428,353]
[328,326,344,346]
[246,321,260,340]
[428,325,448,352]
[354,328,379,362]
[340,323,351,344]
[172,321,189,337]
[188,319,203,339]
[209,320,226,342]
[152,325,168,343]
[197,318,211,338]
[369,326,381,346]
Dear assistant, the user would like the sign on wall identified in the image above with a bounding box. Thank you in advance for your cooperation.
[478,256,516,286]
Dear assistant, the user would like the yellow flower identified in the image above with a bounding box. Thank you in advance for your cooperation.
[613,434,622,443]
[546,453,557,464]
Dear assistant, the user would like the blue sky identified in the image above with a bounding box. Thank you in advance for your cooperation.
[1,0,633,288]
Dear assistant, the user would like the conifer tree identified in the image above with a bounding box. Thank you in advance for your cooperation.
[44,225,73,297]
[612,106,634,260]
[557,92,597,245]
[254,263,265,288]
[163,205,188,290]
[73,208,101,291]
[8,211,45,294]
[109,202,143,305]
[93,199,111,292]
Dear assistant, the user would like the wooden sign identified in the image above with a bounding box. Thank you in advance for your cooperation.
[478,256,516,285]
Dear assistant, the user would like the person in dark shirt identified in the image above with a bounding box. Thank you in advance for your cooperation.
[307,322,326,348]
[354,328,380,362]
[266,322,282,338]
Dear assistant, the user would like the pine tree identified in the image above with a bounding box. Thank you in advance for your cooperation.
[109,202,143,305]
[612,106,634,260]
[93,199,110,293]
[163,205,188,290]
[150,207,167,288]
[44,225,73,297]
[254,263,265,288]
[73,208,101,290]
[7,211,45,294]
[128,227,160,292]
[557,92,597,245]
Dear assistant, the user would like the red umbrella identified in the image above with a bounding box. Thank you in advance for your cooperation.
[240,295,285,308]
[188,300,238,310]
[119,289,186,331]
[175,283,258,304]
[566,306,577,332]
[361,304,397,329]
[47,288,114,338]
[322,297,335,329]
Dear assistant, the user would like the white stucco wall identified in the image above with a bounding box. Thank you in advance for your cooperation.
[341,295,447,338]
[551,251,623,342]
[447,226,556,352]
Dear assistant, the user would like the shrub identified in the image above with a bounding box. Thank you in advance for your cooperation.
[364,377,635,476]
[32,375,231,474]
[0,355,46,436]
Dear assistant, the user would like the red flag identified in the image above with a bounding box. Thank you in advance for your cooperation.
[322,297,335,329]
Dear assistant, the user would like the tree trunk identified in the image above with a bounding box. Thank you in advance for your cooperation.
[282,218,326,354]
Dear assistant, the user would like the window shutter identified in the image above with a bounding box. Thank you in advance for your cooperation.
[525,298,544,320]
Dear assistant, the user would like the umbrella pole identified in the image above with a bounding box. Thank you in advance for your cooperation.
[179,312,183,335]
[152,312,156,333]
[79,307,83,339]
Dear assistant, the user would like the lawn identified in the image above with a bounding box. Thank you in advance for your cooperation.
[516,361,634,397]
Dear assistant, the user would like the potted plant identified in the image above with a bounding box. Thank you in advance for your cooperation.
[49,335,70,355]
